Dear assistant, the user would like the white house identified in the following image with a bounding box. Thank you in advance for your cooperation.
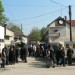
[14,34,28,44]
[0,25,4,53]
[22,35,28,44]
[4,27,14,45]
[45,17,75,46]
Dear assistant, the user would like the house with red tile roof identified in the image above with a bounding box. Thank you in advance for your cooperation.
[45,17,75,46]
[66,20,75,26]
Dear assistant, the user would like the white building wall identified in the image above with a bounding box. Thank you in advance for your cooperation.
[72,26,75,41]
[48,22,56,43]
[4,39,10,45]
[22,37,27,44]
[50,22,56,27]
[46,18,75,47]
[65,24,75,41]
[0,26,4,53]
[49,26,66,43]
[4,29,14,45]
[6,29,14,37]
[0,26,4,39]
[65,23,70,41]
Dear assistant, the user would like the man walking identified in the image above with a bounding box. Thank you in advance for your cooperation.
[67,46,74,66]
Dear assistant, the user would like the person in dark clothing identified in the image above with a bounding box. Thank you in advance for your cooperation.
[47,43,55,68]
[20,42,28,62]
[20,42,25,60]
[28,44,32,57]
[23,44,28,63]
[5,45,9,65]
[67,46,74,66]
[55,46,60,65]
[9,45,15,65]
[58,45,65,66]
[15,45,20,63]
[1,49,6,68]
[43,43,48,57]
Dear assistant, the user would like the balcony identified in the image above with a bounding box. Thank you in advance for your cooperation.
[50,33,60,37]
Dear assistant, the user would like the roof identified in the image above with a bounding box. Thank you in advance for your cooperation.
[47,16,75,27]
[23,35,27,37]
[47,16,64,27]
[66,20,75,26]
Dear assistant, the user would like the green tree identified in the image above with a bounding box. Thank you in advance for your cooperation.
[0,0,8,24]
[40,27,46,42]
[9,23,23,40]
[29,27,41,42]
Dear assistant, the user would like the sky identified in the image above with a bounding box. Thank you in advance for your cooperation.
[2,0,75,35]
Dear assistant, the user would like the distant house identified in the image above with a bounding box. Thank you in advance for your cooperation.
[4,26,14,45]
[14,33,28,44]
[22,35,28,44]
[0,25,4,53]
[45,16,75,46]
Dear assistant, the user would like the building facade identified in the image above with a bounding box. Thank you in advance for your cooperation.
[4,28,14,45]
[0,25,4,53]
[45,17,75,46]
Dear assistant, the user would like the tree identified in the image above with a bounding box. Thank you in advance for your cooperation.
[40,27,46,42]
[0,0,8,24]
[29,27,41,42]
[9,23,23,40]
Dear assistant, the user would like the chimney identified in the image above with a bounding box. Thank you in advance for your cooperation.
[64,16,67,21]
[64,16,67,26]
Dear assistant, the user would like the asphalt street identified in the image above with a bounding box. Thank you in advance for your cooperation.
[0,57,75,75]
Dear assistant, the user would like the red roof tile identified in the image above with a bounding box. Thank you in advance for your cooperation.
[66,20,75,26]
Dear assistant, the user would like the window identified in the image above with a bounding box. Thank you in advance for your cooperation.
[73,44,75,48]
[54,30,58,32]
[66,44,69,48]
[0,39,4,42]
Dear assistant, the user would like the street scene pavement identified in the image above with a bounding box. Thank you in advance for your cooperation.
[0,57,75,75]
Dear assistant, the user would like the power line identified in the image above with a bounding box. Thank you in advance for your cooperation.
[12,7,67,21]
[3,2,16,19]
[23,11,61,26]
[49,0,67,7]
[4,4,58,7]
[24,7,68,26]
[72,5,75,6]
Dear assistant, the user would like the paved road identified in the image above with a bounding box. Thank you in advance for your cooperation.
[0,57,75,75]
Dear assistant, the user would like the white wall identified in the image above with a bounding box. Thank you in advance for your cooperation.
[0,26,4,39]
[72,26,75,41]
[22,36,27,44]
[0,43,4,53]
[4,29,14,45]
[49,26,66,42]
[0,26,4,53]
[50,22,55,27]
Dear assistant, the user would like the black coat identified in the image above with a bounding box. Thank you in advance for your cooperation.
[67,48,74,57]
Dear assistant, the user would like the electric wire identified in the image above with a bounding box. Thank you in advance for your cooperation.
[4,4,58,7]
[12,7,67,21]
[49,0,67,7]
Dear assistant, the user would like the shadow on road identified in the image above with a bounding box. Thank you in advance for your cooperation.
[0,68,10,73]
[28,57,75,68]
[28,57,47,68]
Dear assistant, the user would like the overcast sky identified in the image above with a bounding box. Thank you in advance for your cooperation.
[2,0,75,35]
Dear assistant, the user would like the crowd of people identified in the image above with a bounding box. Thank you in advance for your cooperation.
[28,43,74,68]
[0,42,74,68]
[0,42,28,68]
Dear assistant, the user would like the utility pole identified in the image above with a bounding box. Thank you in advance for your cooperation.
[61,6,62,17]
[69,5,72,41]
[21,24,22,42]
